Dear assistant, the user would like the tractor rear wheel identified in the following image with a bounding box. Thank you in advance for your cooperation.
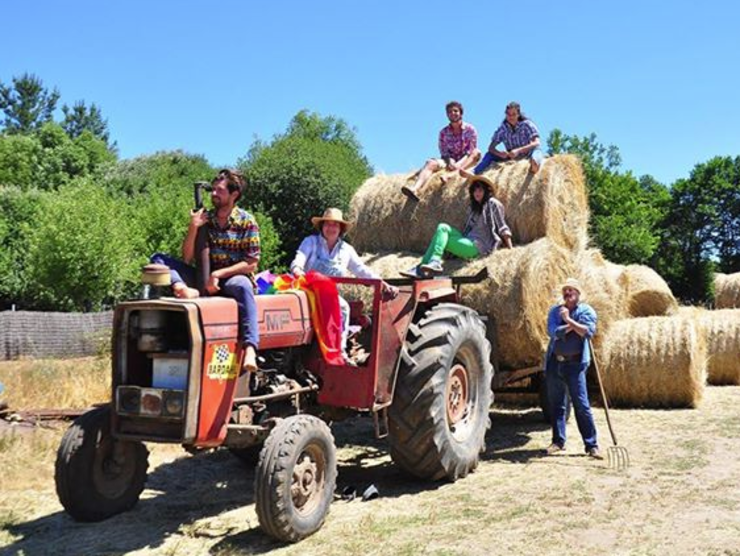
[254,415,337,542]
[55,405,149,521]
[389,303,493,481]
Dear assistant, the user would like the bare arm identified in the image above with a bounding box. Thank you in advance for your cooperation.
[181,209,208,264]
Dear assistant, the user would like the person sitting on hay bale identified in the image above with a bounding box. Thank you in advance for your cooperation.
[401,100,481,202]
[461,101,544,177]
[290,208,398,360]
[544,278,603,460]
[400,176,512,278]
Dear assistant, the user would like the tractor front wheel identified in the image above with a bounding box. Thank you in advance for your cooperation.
[389,303,493,481]
[254,415,337,542]
[55,405,149,522]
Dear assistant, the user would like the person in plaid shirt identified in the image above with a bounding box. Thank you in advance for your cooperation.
[401,101,481,202]
[150,169,260,371]
[461,101,544,177]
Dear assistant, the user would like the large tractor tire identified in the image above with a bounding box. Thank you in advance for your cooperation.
[255,415,337,542]
[389,303,493,481]
[55,405,149,522]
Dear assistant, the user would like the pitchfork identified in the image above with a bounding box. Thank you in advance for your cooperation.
[589,339,630,471]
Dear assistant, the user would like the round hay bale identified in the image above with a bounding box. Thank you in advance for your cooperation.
[348,154,589,253]
[573,249,629,351]
[598,315,707,408]
[715,272,740,309]
[678,306,740,386]
[360,238,575,370]
[623,265,678,317]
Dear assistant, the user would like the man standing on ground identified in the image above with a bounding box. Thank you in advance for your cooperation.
[544,278,603,460]
[461,101,544,177]
[150,169,260,372]
[402,101,481,202]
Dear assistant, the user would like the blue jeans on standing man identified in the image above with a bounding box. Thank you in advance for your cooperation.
[150,253,259,349]
[546,359,598,451]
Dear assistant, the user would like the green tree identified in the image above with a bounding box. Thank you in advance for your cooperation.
[547,129,668,264]
[0,73,60,134]
[25,180,142,311]
[62,100,112,148]
[655,156,740,302]
[240,111,372,259]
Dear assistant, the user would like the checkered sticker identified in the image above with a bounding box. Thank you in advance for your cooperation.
[206,343,237,381]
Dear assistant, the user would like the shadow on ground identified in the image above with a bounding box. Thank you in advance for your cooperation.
[4,404,550,555]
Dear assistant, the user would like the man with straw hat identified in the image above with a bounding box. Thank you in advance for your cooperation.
[291,208,398,359]
[401,101,481,202]
[544,278,603,459]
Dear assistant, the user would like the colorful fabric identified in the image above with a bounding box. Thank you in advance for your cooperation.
[290,234,379,280]
[438,122,478,161]
[489,119,540,151]
[274,271,344,366]
[206,207,260,271]
[421,223,479,264]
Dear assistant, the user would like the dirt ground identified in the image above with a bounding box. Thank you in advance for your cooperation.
[2,386,740,556]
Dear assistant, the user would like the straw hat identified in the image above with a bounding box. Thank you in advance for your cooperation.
[561,277,583,295]
[467,174,496,196]
[311,207,353,233]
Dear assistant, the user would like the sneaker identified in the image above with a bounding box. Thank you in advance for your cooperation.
[399,266,421,278]
[545,443,564,456]
[420,259,444,275]
[401,186,420,202]
[587,447,604,460]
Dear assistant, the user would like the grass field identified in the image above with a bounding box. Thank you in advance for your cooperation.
[2,358,740,555]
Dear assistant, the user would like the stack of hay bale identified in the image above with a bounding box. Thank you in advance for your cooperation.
[347,155,738,408]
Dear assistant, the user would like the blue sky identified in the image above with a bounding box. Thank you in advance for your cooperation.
[2,0,738,186]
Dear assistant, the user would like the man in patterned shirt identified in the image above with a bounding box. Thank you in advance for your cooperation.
[401,101,481,202]
[462,101,544,177]
[150,169,260,371]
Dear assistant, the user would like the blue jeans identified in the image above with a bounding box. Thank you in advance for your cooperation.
[473,147,545,174]
[546,359,598,450]
[150,253,259,349]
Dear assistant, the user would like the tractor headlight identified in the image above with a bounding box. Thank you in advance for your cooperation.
[162,390,185,417]
[140,388,163,416]
[117,386,141,414]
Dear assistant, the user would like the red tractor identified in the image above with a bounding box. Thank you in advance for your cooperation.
[55,269,493,542]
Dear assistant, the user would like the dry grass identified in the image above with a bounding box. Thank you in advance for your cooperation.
[349,155,589,254]
[599,315,707,408]
[3,377,740,555]
[623,264,678,317]
[0,357,111,410]
[715,272,740,309]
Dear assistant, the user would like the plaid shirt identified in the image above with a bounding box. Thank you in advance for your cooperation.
[438,122,478,161]
[490,119,540,151]
[206,207,260,271]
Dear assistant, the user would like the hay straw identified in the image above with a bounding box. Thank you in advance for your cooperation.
[623,264,678,317]
[715,272,740,309]
[573,249,629,352]
[678,306,740,386]
[349,155,589,253]
[360,238,575,370]
[598,315,707,408]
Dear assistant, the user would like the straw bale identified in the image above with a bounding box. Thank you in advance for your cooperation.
[573,249,629,352]
[623,264,678,317]
[598,315,707,408]
[360,238,575,370]
[678,306,740,386]
[715,272,740,309]
[348,154,589,253]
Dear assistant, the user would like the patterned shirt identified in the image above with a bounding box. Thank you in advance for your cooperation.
[206,207,260,271]
[462,198,512,255]
[438,122,478,161]
[490,119,540,151]
[290,234,379,279]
